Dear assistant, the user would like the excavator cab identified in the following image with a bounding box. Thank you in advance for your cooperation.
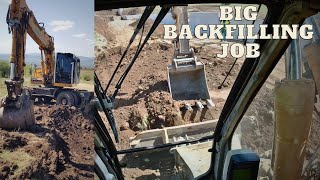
[55,53,81,85]
[31,66,43,85]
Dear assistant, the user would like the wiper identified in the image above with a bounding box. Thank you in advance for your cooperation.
[95,72,119,142]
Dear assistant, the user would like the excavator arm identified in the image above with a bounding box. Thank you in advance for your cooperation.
[0,0,56,129]
[26,7,55,86]
[6,0,55,100]
[171,6,194,58]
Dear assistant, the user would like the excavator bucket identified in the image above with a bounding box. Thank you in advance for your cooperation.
[167,6,211,101]
[0,99,35,129]
[167,58,210,101]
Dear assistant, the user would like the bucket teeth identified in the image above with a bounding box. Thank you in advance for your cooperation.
[206,99,215,109]
[196,101,204,109]
[184,103,192,110]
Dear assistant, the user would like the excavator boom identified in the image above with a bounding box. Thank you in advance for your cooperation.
[7,0,55,95]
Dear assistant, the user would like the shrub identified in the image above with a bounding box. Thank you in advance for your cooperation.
[0,61,10,78]
[83,75,92,81]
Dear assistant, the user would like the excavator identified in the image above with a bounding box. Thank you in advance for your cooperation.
[167,6,211,104]
[94,1,320,180]
[0,0,93,129]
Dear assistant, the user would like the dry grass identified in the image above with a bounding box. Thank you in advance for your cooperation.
[0,150,35,176]
[80,69,94,84]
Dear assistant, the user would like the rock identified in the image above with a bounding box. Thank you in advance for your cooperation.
[137,86,144,91]
[120,16,127,20]
[120,122,130,131]
[259,158,272,178]
[129,107,149,131]
[158,115,166,122]
[159,43,169,50]
[35,143,42,148]
[261,150,272,159]
[140,79,146,84]
[36,115,43,120]
[108,16,115,21]
[150,36,158,40]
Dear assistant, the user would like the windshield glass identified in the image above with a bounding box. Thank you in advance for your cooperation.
[95,3,268,179]
[231,13,320,179]
[55,54,75,83]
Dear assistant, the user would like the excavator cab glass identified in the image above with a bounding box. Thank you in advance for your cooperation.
[93,3,268,179]
[55,53,80,84]
[93,1,320,180]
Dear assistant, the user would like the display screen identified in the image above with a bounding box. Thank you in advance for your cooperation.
[232,169,252,179]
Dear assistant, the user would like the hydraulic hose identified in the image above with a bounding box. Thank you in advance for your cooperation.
[112,6,171,99]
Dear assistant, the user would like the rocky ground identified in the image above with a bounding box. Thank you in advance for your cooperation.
[0,105,94,179]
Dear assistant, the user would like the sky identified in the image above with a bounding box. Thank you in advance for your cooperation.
[0,0,94,57]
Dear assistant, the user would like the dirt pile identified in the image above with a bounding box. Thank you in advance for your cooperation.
[95,15,115,43]
[0,105,94,179]
[129,19,165,39]
[1,133,27,150]
[128,91,183,131]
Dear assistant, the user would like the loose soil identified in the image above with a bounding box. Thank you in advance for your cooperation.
[95,40,241,150]
[0,105,94,179]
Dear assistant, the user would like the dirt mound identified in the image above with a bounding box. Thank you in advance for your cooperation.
[0,105,94,179]
[129,19,165,38]
[95,15,115,43]
[145,91,183,128]
[128,91,182,131]
[95,13,241,150]
[1,133,27,150]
